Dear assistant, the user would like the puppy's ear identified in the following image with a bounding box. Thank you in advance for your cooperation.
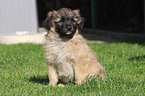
[73,9,84,31]
[78,17,84,31]
[73,10,80,15]
[43,11,53,30]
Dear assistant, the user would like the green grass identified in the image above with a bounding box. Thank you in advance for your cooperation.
[0,42,145,95]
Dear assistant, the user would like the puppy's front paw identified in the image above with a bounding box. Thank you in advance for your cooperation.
[49,81,57,86]
[58,83,65,87]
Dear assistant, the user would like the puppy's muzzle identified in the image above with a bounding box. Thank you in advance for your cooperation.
[64,21,74,31]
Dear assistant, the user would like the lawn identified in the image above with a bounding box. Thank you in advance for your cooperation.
[0,42,145,95]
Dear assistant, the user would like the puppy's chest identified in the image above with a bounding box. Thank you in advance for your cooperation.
[46,40,78,65]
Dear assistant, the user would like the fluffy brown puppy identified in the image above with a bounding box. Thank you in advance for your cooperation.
[43,8,105,86]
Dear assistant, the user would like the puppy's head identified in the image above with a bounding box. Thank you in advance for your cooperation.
[43,8,84,38]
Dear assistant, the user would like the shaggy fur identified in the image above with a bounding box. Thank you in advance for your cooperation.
[43,8,105,86]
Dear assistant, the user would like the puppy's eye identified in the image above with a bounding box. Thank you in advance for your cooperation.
[73,17,79,22]
[55,17,62,22]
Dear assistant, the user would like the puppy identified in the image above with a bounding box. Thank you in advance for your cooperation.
[43,8,105,86]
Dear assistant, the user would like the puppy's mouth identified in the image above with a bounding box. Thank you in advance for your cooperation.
[62,31,74,39]
[66,31,72,35]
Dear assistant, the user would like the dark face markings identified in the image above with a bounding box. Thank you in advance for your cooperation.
[54,15,78,39]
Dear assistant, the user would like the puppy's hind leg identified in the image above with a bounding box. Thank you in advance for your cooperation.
[97,68,105,80]
[74,66,88,84]
[48,65,58,86]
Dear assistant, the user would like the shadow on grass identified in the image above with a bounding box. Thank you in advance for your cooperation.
[121,38,145,46]
[129,55,145,61]
[29,76,49,85]
[81,31,145,46]
[29,76,75,85]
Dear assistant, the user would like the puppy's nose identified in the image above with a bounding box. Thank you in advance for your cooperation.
[66,25,72,31]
